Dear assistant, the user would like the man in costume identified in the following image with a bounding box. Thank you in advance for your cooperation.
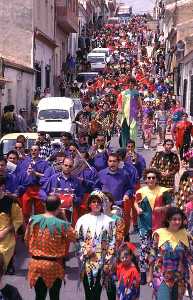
[150,139,180,189]
[119,78,140,147]
[76,150,101,216]
[0,157,18,194]
[134,168,172,285]
[40,157,83,225]
[98,153,134,237]
[89,134,110,172]
[125,139,146,182]
[25,194,75,300]
[39,152,65,186]
[17,145,49,225]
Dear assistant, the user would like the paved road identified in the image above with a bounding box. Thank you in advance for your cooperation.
[4,133,188,299]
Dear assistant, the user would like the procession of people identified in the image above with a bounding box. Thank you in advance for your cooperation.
[1,14,193,300]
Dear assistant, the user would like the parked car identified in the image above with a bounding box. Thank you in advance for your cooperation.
[0,132,38,155]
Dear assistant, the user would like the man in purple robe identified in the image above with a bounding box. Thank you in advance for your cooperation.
[98,153,134,206]
[17,145,49,224]
[39,157,83,225]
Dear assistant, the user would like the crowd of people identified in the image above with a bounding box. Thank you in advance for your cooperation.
[1,14,193,300]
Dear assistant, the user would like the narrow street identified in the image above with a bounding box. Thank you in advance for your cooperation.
[4,134,180,300]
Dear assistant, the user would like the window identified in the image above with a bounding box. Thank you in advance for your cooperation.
[45,65,51,88]
[190,75,193,117]
[38,109,69,120]
[35,62,42,89]
[7,89,12,105]
[183,79,187,108]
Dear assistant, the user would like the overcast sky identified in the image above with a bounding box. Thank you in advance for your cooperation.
[119,0,155,14]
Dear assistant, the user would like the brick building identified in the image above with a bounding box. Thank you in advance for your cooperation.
[155,0,193,116]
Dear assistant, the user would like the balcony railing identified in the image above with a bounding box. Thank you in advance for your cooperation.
[56,0,78,33]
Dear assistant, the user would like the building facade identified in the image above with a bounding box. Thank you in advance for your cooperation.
[0,0,79,115]
[155,0,193,116]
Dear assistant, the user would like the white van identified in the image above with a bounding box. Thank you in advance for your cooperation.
[87,52,107,71]
[91,48,111,63]
[37,97,76,137]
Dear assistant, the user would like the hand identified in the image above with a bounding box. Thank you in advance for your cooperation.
[136,207,143,215]
[0,226,12,240]
[154,206,164,212]
[146,273,153,284]
[77,177,83,182]
[93,144,98,150]
[27,165,33,176]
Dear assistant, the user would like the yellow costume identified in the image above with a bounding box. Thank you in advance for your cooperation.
[0,196,23,267]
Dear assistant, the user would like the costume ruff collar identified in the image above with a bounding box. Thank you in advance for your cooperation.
[154,228,190,250]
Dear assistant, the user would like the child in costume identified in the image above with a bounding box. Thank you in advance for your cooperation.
[116,243,140,300]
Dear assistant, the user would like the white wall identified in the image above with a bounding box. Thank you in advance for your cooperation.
[2,67,33,113]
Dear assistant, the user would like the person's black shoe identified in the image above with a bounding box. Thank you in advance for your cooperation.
[140,272,147,285]
[6,264,15,275]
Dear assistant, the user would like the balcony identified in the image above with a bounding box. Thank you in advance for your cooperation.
[56,0,78,33]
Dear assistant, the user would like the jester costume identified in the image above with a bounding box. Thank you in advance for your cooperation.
[75,213,116,299]
[119,89,139,147]
[135,185,172,273]
[175,120,193,160]
[116,263,140,300]
[176,169,193,210]
[149,228,193,300]
[150,151,180,188]
[25,215,75,289]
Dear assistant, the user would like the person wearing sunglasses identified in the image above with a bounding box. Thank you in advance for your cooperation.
[16,145,49,225]
[39,157,83,225]
[134,168,172,285]
[39,152,65,186]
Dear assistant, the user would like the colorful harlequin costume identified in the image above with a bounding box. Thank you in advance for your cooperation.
[75,212,116,294]
[150,151,180,188]
[135,185,172,273]
[25,214,75,288]
[176,169,193,210]
[116,263,140,300]
[175,120,193,160]
[149,228,193,300]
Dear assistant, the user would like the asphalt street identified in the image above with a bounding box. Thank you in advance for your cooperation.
[4,133,188,299]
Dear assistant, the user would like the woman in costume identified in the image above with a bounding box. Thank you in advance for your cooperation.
[75,190,116,300]
[175,113,193,161]
[176,157,193,210]
[25,194,75,300]
[134,168,172,285]
[148,207,193,300]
